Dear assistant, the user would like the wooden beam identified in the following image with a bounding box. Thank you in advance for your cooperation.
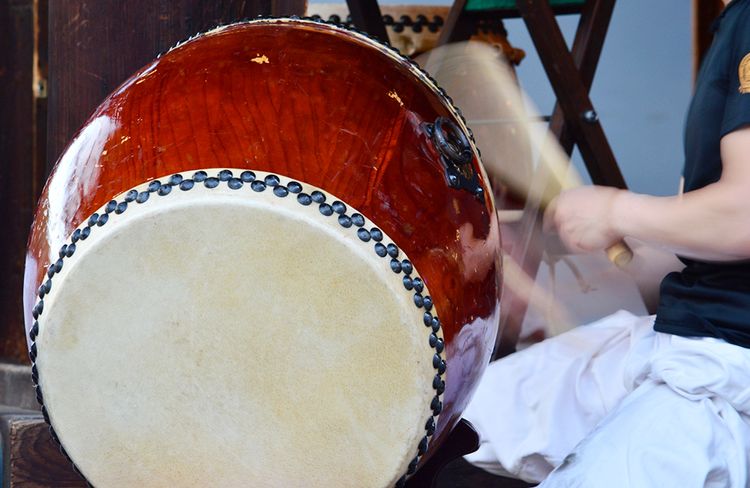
[0,411,85,487]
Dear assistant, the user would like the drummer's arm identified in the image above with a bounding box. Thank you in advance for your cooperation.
[615,177,685,314]
[613,127,750,262]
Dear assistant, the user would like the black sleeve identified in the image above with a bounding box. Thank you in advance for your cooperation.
[721,5,750,137]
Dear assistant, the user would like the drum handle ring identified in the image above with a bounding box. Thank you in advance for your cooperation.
[425,117,484,200]
[430,116,473,166]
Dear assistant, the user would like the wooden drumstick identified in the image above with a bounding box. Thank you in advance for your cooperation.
[606,241,633,268]
[417,42,633,268]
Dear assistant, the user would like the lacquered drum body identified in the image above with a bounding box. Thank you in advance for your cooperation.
[24,19,501,487]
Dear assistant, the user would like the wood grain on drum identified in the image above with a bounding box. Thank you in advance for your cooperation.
[47,0,306,170]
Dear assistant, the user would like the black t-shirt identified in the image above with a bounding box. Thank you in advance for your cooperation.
[654,0,750,347]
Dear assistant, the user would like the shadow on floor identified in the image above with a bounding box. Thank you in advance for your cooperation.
[436,458,537,488]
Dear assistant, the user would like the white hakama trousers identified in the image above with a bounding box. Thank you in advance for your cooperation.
[463,310,750,487]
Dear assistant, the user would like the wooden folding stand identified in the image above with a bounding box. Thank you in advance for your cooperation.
[436,0,626,360]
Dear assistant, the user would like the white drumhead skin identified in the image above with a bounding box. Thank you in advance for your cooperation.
[33,170,443,488]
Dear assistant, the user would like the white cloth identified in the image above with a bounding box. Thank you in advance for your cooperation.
[463,310,750,487]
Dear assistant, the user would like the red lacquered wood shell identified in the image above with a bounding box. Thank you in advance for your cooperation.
[25,19,502,461]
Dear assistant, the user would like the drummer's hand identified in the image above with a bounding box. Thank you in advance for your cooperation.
[544,186,624,253]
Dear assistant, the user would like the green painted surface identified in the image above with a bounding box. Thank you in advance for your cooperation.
[465,0,586,12]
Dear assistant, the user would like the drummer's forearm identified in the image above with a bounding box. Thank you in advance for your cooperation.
[612,184,750,262]
[612,127,750,262]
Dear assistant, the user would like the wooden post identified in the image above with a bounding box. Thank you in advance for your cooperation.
[0,0,47,364]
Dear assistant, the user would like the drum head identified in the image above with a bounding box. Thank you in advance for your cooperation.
[32,170,444,487]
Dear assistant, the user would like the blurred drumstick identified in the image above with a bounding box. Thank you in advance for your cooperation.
[417,42,632,268]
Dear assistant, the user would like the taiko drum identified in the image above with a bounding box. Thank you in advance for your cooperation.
[24,18,502,487]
